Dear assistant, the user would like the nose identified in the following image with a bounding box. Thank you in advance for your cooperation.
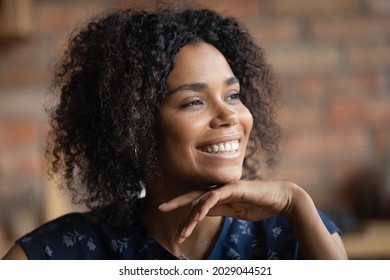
[210,103,239,129]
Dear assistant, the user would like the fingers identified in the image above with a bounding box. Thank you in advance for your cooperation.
[158,185,224,211]
[207,204,238,217]
[174,189,232,243]
[160,185,244,244]
[156,181,295,244]
[158,190,205,212]
[157,190,221,243]
[156,182,258,243]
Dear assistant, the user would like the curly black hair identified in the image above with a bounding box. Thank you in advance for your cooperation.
[46,7,281,225]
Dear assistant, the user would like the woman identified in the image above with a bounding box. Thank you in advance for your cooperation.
[3,7,347,260]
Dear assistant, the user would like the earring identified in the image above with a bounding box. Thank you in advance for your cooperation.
[134,148,138,161]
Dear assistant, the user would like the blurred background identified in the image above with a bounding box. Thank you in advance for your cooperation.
[0,0,389,259]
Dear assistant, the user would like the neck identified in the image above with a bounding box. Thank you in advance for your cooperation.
[140,185,223,259]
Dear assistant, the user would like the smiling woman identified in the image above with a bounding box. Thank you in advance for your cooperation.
[2,7,347,260]
[157,43,253,189]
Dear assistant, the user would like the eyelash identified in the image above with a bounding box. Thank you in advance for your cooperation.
[180,91,241,108]
[226,92,241,101]
[182,99,204,108]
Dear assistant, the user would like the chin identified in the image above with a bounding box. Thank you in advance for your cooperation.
[208,171,242,185]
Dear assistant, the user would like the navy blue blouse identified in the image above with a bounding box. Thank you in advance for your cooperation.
[16,211,339,260]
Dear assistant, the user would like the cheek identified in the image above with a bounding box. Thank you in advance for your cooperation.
[241,107,254,135]
[159,116,200,149]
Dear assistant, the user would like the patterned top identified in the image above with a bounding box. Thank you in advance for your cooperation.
[16,210,339,260]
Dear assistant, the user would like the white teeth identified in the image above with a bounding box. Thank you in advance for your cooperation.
[225,143,231,152]
[201,140,239,154]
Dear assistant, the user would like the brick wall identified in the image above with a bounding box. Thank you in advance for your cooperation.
[1,0,389,256]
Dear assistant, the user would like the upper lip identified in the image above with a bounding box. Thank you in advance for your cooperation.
[196,134,241,148]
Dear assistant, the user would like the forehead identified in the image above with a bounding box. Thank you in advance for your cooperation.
[167,42,234,87]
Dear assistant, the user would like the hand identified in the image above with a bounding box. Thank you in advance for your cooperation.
[158,180,297,243]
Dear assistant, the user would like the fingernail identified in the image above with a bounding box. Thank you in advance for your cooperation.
[158,203,167,210]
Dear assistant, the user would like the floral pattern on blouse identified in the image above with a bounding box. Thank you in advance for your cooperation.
[16,210,340,260]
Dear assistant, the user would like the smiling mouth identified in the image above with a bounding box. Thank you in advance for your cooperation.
[198,140,240,154]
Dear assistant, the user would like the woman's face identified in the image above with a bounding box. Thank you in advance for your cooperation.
[158,42,253,189]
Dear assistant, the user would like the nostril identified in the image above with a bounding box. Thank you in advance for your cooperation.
[210,109,239,128]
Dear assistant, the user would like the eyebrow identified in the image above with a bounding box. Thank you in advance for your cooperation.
[167,76,239,95]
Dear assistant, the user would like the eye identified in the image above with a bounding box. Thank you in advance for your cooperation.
[225,92,241,102]
[181,99,204,108]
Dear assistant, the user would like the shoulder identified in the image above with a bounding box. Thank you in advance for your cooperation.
[15,212,101,259]
[214,217,297,260]
[317,209,341,235]
[2,213,88,260]
[247,210,340,235]
[20,212,91,245]
[14,211,149,260]
[219,212,339,260]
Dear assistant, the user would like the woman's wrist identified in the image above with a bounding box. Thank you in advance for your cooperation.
[281,182,318,226]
